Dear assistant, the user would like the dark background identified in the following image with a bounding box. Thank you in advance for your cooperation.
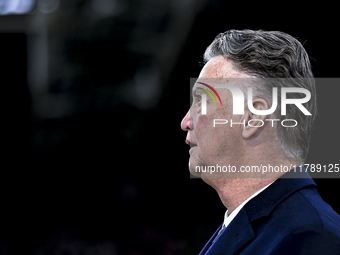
[1,0,339,254]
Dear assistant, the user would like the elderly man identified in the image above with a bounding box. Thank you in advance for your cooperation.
[181,30,340,254]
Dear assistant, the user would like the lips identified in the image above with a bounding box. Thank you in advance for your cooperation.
[186,139,197,148]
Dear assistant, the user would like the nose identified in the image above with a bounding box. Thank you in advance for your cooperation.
[181,110,191,131]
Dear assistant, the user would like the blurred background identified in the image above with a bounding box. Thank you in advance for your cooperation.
[1,0,339,254]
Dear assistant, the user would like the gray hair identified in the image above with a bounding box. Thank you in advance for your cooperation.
[204,29,317,163]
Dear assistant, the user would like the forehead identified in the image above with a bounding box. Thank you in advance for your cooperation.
[199,56,227,78]
[193,56,252,91]
[199,56,247,78]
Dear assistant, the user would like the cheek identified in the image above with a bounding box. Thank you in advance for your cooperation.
[195,110,241,162]
[195,115,211,139]
[195,102,231,142]
[195,115,228,155]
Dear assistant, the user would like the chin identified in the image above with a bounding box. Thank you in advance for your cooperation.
[188,160,202,178]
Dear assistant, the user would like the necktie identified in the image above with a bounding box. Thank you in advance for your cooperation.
[212,224,226,243]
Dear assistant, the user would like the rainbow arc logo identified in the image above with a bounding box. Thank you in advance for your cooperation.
[196,82,222,115]
[196,82,222,106]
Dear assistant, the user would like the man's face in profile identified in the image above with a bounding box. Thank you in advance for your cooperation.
[181,56,248,178]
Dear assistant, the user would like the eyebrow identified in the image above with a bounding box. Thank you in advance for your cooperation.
[192,82,211,94]
[196,82,216,92]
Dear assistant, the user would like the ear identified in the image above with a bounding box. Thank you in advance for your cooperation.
[242,98,269,139]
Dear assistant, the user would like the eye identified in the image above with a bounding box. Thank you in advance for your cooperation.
[193,93,202,101]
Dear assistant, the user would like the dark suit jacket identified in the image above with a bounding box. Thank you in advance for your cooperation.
[199,170,340,255]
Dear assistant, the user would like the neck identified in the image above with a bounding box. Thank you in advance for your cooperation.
[204,159,300,214]
[214,178,276,213]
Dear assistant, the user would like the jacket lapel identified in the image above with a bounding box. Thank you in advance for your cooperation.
[203,209,255,255]
[198,223,224,255]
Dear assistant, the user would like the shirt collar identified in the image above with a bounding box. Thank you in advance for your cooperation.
[223,181,274,229]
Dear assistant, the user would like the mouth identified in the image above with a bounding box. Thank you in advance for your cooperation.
[186,139,197,148]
